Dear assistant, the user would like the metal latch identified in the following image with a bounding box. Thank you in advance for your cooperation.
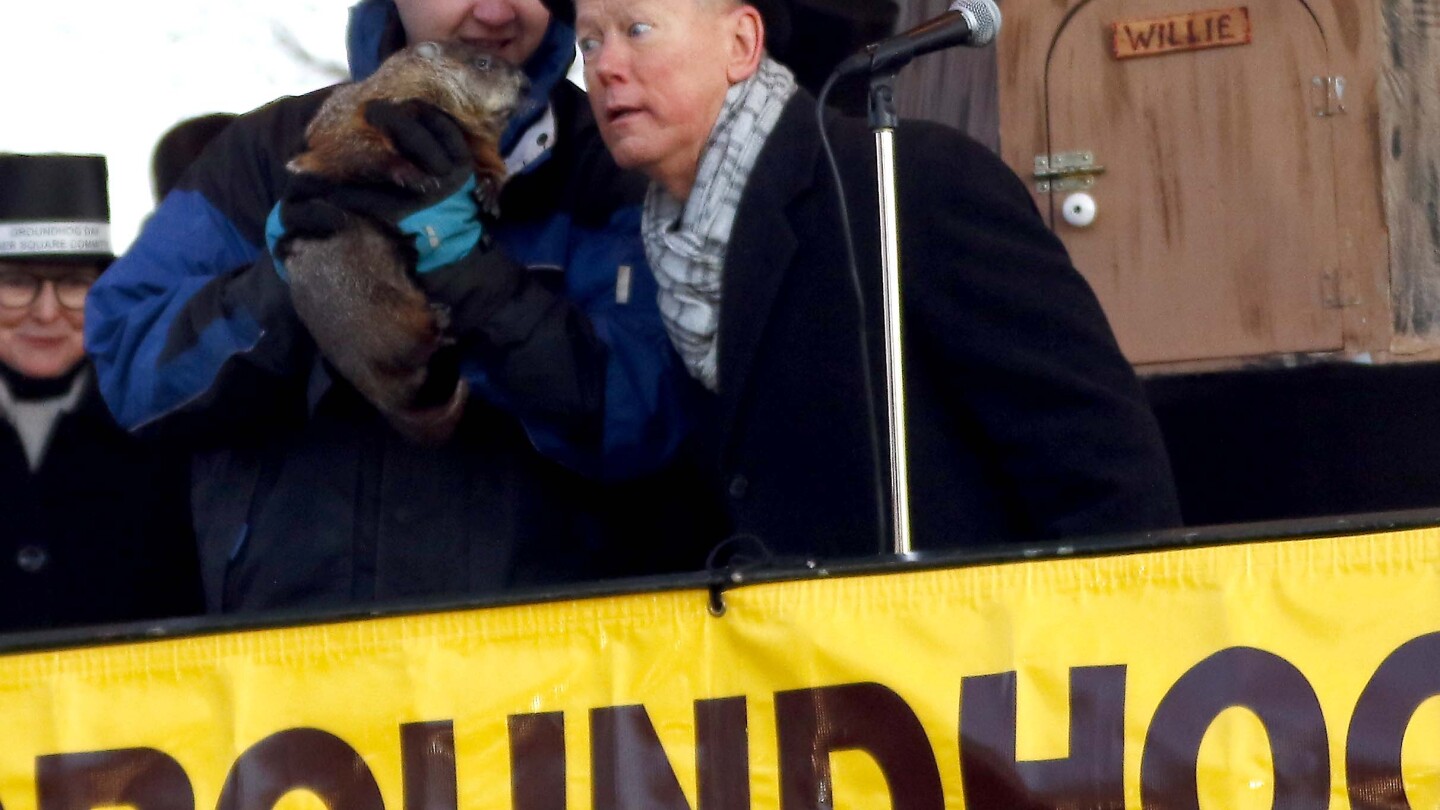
[1312,76,1345,117]
[1034,151,1107,193]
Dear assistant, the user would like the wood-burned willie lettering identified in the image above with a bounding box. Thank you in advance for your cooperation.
[1112,7,1252,59]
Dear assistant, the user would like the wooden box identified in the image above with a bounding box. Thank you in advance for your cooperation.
[995,0,1440,371]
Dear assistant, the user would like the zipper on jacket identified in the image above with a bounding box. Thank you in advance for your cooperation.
[221,448,284,611]
[351,419,384,602]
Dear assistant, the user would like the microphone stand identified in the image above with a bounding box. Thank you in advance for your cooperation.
[867,70,913,556]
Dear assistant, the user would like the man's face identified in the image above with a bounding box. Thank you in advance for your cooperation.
[0,261,95,380]
[576,0,742,198]
[394,0,553,66]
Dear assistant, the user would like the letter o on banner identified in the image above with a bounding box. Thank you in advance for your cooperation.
[1141,647,1329,809]
[217,728,384,810]
[1348,631,1440,809]
[38,748,194,810]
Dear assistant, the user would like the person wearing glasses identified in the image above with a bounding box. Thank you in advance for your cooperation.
[0,154,201,633]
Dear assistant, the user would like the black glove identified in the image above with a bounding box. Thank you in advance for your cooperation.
[267,99,488,279]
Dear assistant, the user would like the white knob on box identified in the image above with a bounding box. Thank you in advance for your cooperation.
[1062,192,1097,228]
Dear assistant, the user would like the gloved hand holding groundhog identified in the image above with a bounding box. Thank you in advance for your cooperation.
[267,41,525,444]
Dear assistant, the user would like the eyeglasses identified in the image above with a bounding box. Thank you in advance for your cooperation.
[0,270,97,311]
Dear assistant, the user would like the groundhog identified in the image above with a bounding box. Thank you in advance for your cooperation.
[281,41,525,444]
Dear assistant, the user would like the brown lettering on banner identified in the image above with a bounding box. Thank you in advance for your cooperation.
[26,627,1440,808]
[509,712,567,810]
[401,721,458,810]
[1111,7,1251,59]
[959,666,1127,807]
[591,705,694,809]
[38,748,194,810]
[775,682,944,810]
[1346,631,1440,808]
[215,728,384,810]
[696,697,751,810]
[1141,647,1330,808]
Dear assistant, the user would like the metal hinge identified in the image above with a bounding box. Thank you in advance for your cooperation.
[1312,76,1346,117]
[1034,151,1107,193]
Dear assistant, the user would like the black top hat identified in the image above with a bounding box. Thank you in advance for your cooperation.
[0,154,115,267]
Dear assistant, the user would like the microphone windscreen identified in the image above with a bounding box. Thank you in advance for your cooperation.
[951,0,1001,44]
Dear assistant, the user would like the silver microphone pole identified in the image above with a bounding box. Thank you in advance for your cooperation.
[868,78,913,555]
[858,0,1002,555]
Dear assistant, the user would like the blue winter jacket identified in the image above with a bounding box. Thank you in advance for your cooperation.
[83,4,696,612]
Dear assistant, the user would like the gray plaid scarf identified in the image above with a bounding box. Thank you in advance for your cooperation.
[642,56,797,391]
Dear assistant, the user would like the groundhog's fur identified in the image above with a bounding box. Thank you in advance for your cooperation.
[281,42,525,444]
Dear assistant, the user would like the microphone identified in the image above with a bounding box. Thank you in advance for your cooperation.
[833,0,1002,77]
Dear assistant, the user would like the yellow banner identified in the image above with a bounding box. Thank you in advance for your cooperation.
[4,527,1440,808]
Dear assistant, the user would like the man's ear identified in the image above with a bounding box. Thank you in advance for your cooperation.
[724,4,765,83]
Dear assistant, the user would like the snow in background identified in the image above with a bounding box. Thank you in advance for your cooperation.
[1,0,355,253]
[1,1,587,255]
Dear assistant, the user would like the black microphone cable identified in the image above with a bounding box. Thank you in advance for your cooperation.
[810,0,1001,555]
[815,70,890,557]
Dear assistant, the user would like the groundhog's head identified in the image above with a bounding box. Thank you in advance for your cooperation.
[289,41,527,196]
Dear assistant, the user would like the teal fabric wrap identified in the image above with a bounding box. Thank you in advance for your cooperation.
[264,203,288,280]
[398,176,483,274]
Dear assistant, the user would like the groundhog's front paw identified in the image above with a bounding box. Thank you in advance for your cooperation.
[475,174,503,218]
[385,160,445,194]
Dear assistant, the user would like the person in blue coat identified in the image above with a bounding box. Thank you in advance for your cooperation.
[84,0,699,613]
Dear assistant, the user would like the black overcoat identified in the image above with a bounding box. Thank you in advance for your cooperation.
[694,90,1182,558]
[0,373,201,633]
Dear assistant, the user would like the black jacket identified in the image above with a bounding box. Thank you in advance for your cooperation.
[0,372,201,632]
[86,75,688,612]
[694,91,1181,558]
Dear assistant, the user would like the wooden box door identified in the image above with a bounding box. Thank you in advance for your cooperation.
[1041,0,1345,365]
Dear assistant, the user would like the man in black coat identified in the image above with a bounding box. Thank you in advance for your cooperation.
[0,154,201,632]
[574,0,1182,558]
